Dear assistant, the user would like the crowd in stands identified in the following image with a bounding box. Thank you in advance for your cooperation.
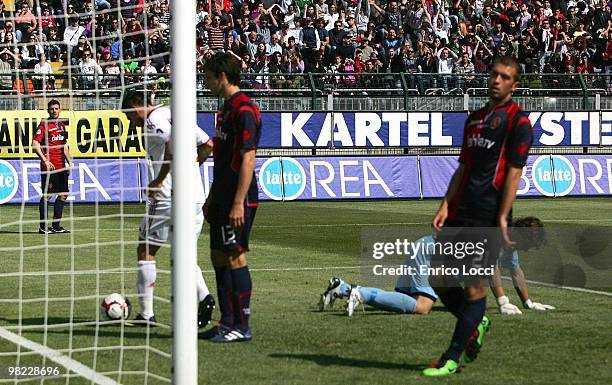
[0,0,169,91]
[0,0,609,92]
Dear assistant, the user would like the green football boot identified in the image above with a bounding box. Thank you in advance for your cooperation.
[464,315,491,363]
[422,357,460,377]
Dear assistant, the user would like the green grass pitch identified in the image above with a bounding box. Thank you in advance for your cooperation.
[0,198,610,384]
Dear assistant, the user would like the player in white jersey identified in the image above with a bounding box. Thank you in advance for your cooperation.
[122,91,215,327]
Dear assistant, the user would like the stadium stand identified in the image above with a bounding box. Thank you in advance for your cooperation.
[0,0,607,109]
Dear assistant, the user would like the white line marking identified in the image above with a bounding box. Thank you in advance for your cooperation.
[0,327,120,385]
[2,217,611,234]
[248,266,612,297]
[256,222,428,228]
[543,218,612,223]
[502,276,612,297]
[1,319,171,332]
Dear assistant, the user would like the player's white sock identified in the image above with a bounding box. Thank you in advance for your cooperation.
[195,264,210,302]
[137,260,156,319]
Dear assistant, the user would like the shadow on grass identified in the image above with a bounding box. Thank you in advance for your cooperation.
[0,317,171,339]
[269,353,426,371]
[0,230,40,234]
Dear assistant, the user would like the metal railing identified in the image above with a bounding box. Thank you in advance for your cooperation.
[0,72,609,111]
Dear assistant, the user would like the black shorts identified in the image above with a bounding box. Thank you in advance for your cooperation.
[41,170,69,194]
[209,204,257,254]
[432,219,503,283]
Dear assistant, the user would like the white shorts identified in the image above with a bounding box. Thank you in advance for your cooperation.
[139,198,204,246]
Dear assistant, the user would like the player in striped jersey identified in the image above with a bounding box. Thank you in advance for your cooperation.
[32,100,73,234]
[425,56,533,376]
[200,53,262,343]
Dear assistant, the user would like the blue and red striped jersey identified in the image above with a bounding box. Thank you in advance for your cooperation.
[211,91,261,207]
[449,99,533,224]
[33,119,68,171]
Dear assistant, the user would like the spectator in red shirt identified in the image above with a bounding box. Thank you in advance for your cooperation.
[39,7,57,37]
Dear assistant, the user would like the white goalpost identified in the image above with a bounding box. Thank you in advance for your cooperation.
[169,0,198,384]
[0,0,197,383]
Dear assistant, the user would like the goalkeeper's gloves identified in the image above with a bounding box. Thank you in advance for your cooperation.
[496,295,522,315]
[523,299,556,311]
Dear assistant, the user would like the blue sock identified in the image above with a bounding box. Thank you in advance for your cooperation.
[230,266,252,332]
[444,297,487,362]
[338,282,351,297]
[439,287,465,319]
[39,198,47,229]
[52,198,65,229]
[214,266,233,327]
[358,287,417,314]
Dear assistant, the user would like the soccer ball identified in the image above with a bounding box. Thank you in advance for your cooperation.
[101,293,132,320]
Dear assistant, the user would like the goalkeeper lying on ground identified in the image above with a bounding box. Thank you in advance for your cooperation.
[319,217,554,316]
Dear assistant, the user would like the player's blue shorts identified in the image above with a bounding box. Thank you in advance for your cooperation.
[394,235,438,301]
[209,203,257,254]
[498,248,520,271]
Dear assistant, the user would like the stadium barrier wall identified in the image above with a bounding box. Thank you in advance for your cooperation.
[197,111,612,148]
[1,154,610,204]
[198,111,612,148]
[0,158,140,204]
[1,110,609,158]
[0,110,144,158]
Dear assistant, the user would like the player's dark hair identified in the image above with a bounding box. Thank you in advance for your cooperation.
[203,53,241,86]
[493,55,521,82]
[514,216,543,228]
[47,99,60,109]
[121,90,152,110]
[514,216,546,250]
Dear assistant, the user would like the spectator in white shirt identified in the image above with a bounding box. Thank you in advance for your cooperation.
[437,47,458,90]
[63,17,85,48]
[142,59,158,74]
[286,18,302,45]
[196,2,208,25]
[354,0,370,34]
[33,52,54,90]
[324,4,340,30]
[267,33,283,55]
[78,50,103,89]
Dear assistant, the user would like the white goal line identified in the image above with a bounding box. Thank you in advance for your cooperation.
[0,344,171,359]
[0,327,120,385]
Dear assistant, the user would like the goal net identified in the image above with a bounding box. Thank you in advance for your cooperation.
[0,0,195,383]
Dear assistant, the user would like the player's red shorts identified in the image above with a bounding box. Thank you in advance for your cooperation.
[208,203,257,254]
[41,170,69,194]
